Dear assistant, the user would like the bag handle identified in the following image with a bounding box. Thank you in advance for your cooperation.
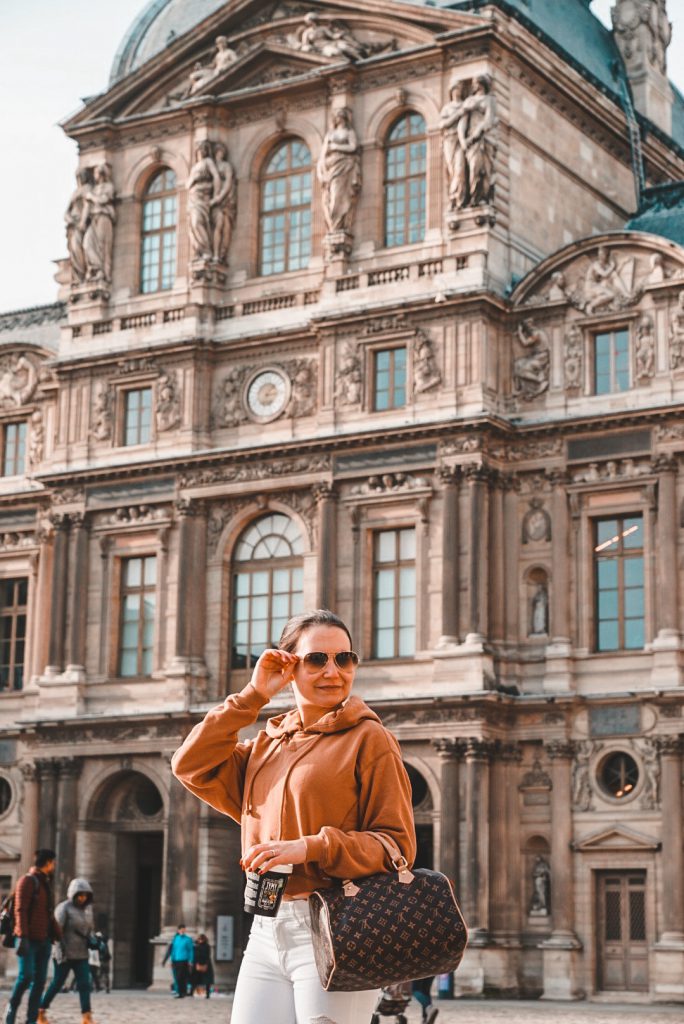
[342,832,414,896]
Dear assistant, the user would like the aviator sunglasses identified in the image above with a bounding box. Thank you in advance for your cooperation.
[299,651,360,670]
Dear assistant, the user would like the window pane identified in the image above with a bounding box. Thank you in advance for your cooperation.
[597,559,618,588]
[598,620,619,651]
[375,629,395,659]
[624,556,643,587]
[623,518,643,549]
[375,571,395,600]
[624,619,644,649]
[376,532,396,563]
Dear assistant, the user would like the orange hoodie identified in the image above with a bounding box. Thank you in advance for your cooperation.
[171,684,417,899]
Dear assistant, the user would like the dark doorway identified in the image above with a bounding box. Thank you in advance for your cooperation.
[113,831,163,988]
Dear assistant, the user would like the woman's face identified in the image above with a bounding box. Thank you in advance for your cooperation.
[291,624,356,717]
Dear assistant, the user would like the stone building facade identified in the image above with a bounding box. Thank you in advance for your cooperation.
[1,0,684,1003]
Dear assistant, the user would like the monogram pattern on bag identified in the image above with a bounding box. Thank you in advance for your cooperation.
[309,869,467,992]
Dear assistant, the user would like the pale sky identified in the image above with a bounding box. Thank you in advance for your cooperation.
[0,0,683,313]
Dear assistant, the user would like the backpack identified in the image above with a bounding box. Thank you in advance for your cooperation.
[0,874,40,948]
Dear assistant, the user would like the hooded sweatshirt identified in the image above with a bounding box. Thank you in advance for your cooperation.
[55,878,94,961]
[172,684,417,899]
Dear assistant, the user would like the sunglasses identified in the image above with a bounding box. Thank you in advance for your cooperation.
[300,651,360,670]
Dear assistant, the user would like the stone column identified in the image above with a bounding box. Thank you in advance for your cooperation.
[36,759,58,850]
[549,472,571,646]
[20,763,40,870]
[67,513,89,672]
[55,757,82,896]
[654,457,679,641]
[503,475,520,643]
[162,773,200,930]
[492,744,523,938]
[437,468,460,644]
[47,514,70,672]
[463,739,492,942]
[314,484,336,610]
[432,739,464,883]
[173,500,207,667]
[657,736,684,942]
[463,467,490,643]
[489,474,505,644]
[540,740,582,1000]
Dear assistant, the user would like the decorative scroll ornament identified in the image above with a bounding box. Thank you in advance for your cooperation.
[512,321,549,401]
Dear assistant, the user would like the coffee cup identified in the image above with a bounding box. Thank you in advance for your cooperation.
[244,863,293,917]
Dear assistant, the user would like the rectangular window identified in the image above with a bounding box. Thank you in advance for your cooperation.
[118,556,156,677]
[594,329,630,395]
[232,566,304,669]
[2,422,27,476]
[594,515,644,651]
[373,527,416,659]
[123,389,152,447]
[373,348,407,411]
[0,578,28,691]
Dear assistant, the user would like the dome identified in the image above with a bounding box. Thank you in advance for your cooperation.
[109,0,231,85]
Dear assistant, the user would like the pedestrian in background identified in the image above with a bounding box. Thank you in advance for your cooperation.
[162,924,193,998]
[191,933,214,998]
[3,849,59,1024]
[38,877,98,1024]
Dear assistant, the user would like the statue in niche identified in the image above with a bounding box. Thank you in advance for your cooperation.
[90,386,113,441]
[512,320,550,400]
[186,35,238,95]
[530,583,548,636]
[335,345,362,405]
[188,141,221,262]
[0,355,39,409]
[439,79,470,212]
[669,290,684,369]
[583,246,637,315]
[529,856,551,916]
[64,168,91,284]
[292,13,387,61]
[413,331,441,394]
[634,314,655,381]
[156,372,181,433]
[211,142,237,264]
[317,107,361,236]
[564,323,584,390]
[82,163,116,285]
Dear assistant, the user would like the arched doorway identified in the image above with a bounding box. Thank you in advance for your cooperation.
[85,770,165,988]
[404,762,434,869]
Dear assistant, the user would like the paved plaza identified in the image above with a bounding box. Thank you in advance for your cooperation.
[10,991,683,1024]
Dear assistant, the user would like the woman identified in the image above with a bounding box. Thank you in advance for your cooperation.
[172,609,416,1024]
[191,933,214,998]
[316,107,361,234]
[38,878,97,1024]
[82,163,115,285]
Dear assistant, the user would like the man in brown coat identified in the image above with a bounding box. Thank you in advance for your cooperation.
[3,849,58,1024]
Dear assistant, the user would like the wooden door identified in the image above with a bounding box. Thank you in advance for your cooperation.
[596,871,648,992]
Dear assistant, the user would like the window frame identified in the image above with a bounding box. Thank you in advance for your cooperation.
[370,524,417,661]
[371,345,408,412]
[139,167,178,295]
[383,112,428,249]
[258,138,313,277]
[593,512,645,653]
[119,386,153,448]
[593,326,631,395]
[1,420,28,477]
[0,576,28,693]
[116,553,158,679]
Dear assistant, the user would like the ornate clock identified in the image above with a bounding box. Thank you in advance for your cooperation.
[244,367,291,423]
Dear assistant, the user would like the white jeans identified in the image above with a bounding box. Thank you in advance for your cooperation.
[231,899,379,1024]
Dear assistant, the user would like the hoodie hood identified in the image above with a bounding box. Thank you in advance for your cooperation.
[67,877,93,901]
[264,695,381,738]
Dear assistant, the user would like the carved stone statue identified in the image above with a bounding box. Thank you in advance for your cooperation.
[530,583,549,636]
[583,246,637,314]
[462,75,497,207]
[211,142,237,264]
[572,741,594,812]
[82,163,116,285]
[612,0,672,75]
[90,386,113,441]
[548,271,570,302]
[635,314,656,381]
[669,290,684,369]
[646,252,665,284]
[513,320,550,401]
[564,323,584,390]
[413,331,441,394]
[188,141,221,263]
[439,79,470,212]
[218,367,247,427]
[336,345,362,405]
[28,410,44,468]
[641,740,660,809]
[293,13,384,61]
[0,355,39,409]
[156,372,181,432]
[523,500,550,544]
[286,362,317,418]
[529,856,551,916]
[64,169,91,284]
[187,35,238,95]
[317,107,361,236]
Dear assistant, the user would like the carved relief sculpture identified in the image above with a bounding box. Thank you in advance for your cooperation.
[155,372,182,432]
[572,741,595,812]
[82,163,116,287]
[513,320,550,400]
[28,410,44,468]
[669,290,684,369]
[317,107,361,257]
[90,385,113,441]
[612,0,672,75]
[522,499,551,544]
[335,344,363,405]
[64,168,91,284]
[640,740,660,809]
[529,856,551,916]
[564,323,584,390]
[291,13,392,61]
[185,35,238,97]
[634,314,656,381]
[0,355,39,408]
[217,367,248,427]
[583,246,641,314]
[413,330,441,394]
[286,361,317,419]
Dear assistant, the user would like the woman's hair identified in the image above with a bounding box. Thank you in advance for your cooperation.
[278,609,353,652]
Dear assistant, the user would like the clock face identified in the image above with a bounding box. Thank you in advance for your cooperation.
[245,367,291,423]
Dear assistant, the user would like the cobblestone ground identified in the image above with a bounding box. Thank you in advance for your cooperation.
[9,991,683,1024]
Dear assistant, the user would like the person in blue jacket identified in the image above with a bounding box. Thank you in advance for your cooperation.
[161,925,194,998]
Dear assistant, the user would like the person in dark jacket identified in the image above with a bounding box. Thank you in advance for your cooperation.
[162,925,194,998]
[190,934,214,999]
[38,877,97,1024]
[3,849,59,1024]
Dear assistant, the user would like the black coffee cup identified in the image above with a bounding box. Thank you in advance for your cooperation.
[244,864,293,917]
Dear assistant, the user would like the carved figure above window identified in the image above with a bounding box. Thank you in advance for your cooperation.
[413,331,441,394]
[512,320,549,401]
[0,354,39,409]
[522,499,551,544]
[289,13,393,61]
[564,323,584,391]
[335,344,363,406]
[583,246,642,315]
[155,371,182,433]
[634,314,655,382]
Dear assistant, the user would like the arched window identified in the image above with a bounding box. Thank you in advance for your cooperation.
[231,514,304,668]
[259,139,312,276]
[384,113,427,248]
[140,168,177,293]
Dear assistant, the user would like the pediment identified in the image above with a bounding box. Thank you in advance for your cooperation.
[65,0,480,126]
[511,230,684,313]
[574,824,660,853]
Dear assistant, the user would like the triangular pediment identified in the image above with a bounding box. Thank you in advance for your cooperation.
[574,823,661,853]
[63,0,481,127]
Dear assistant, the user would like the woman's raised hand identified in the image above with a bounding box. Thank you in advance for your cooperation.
[249,648,299,701]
